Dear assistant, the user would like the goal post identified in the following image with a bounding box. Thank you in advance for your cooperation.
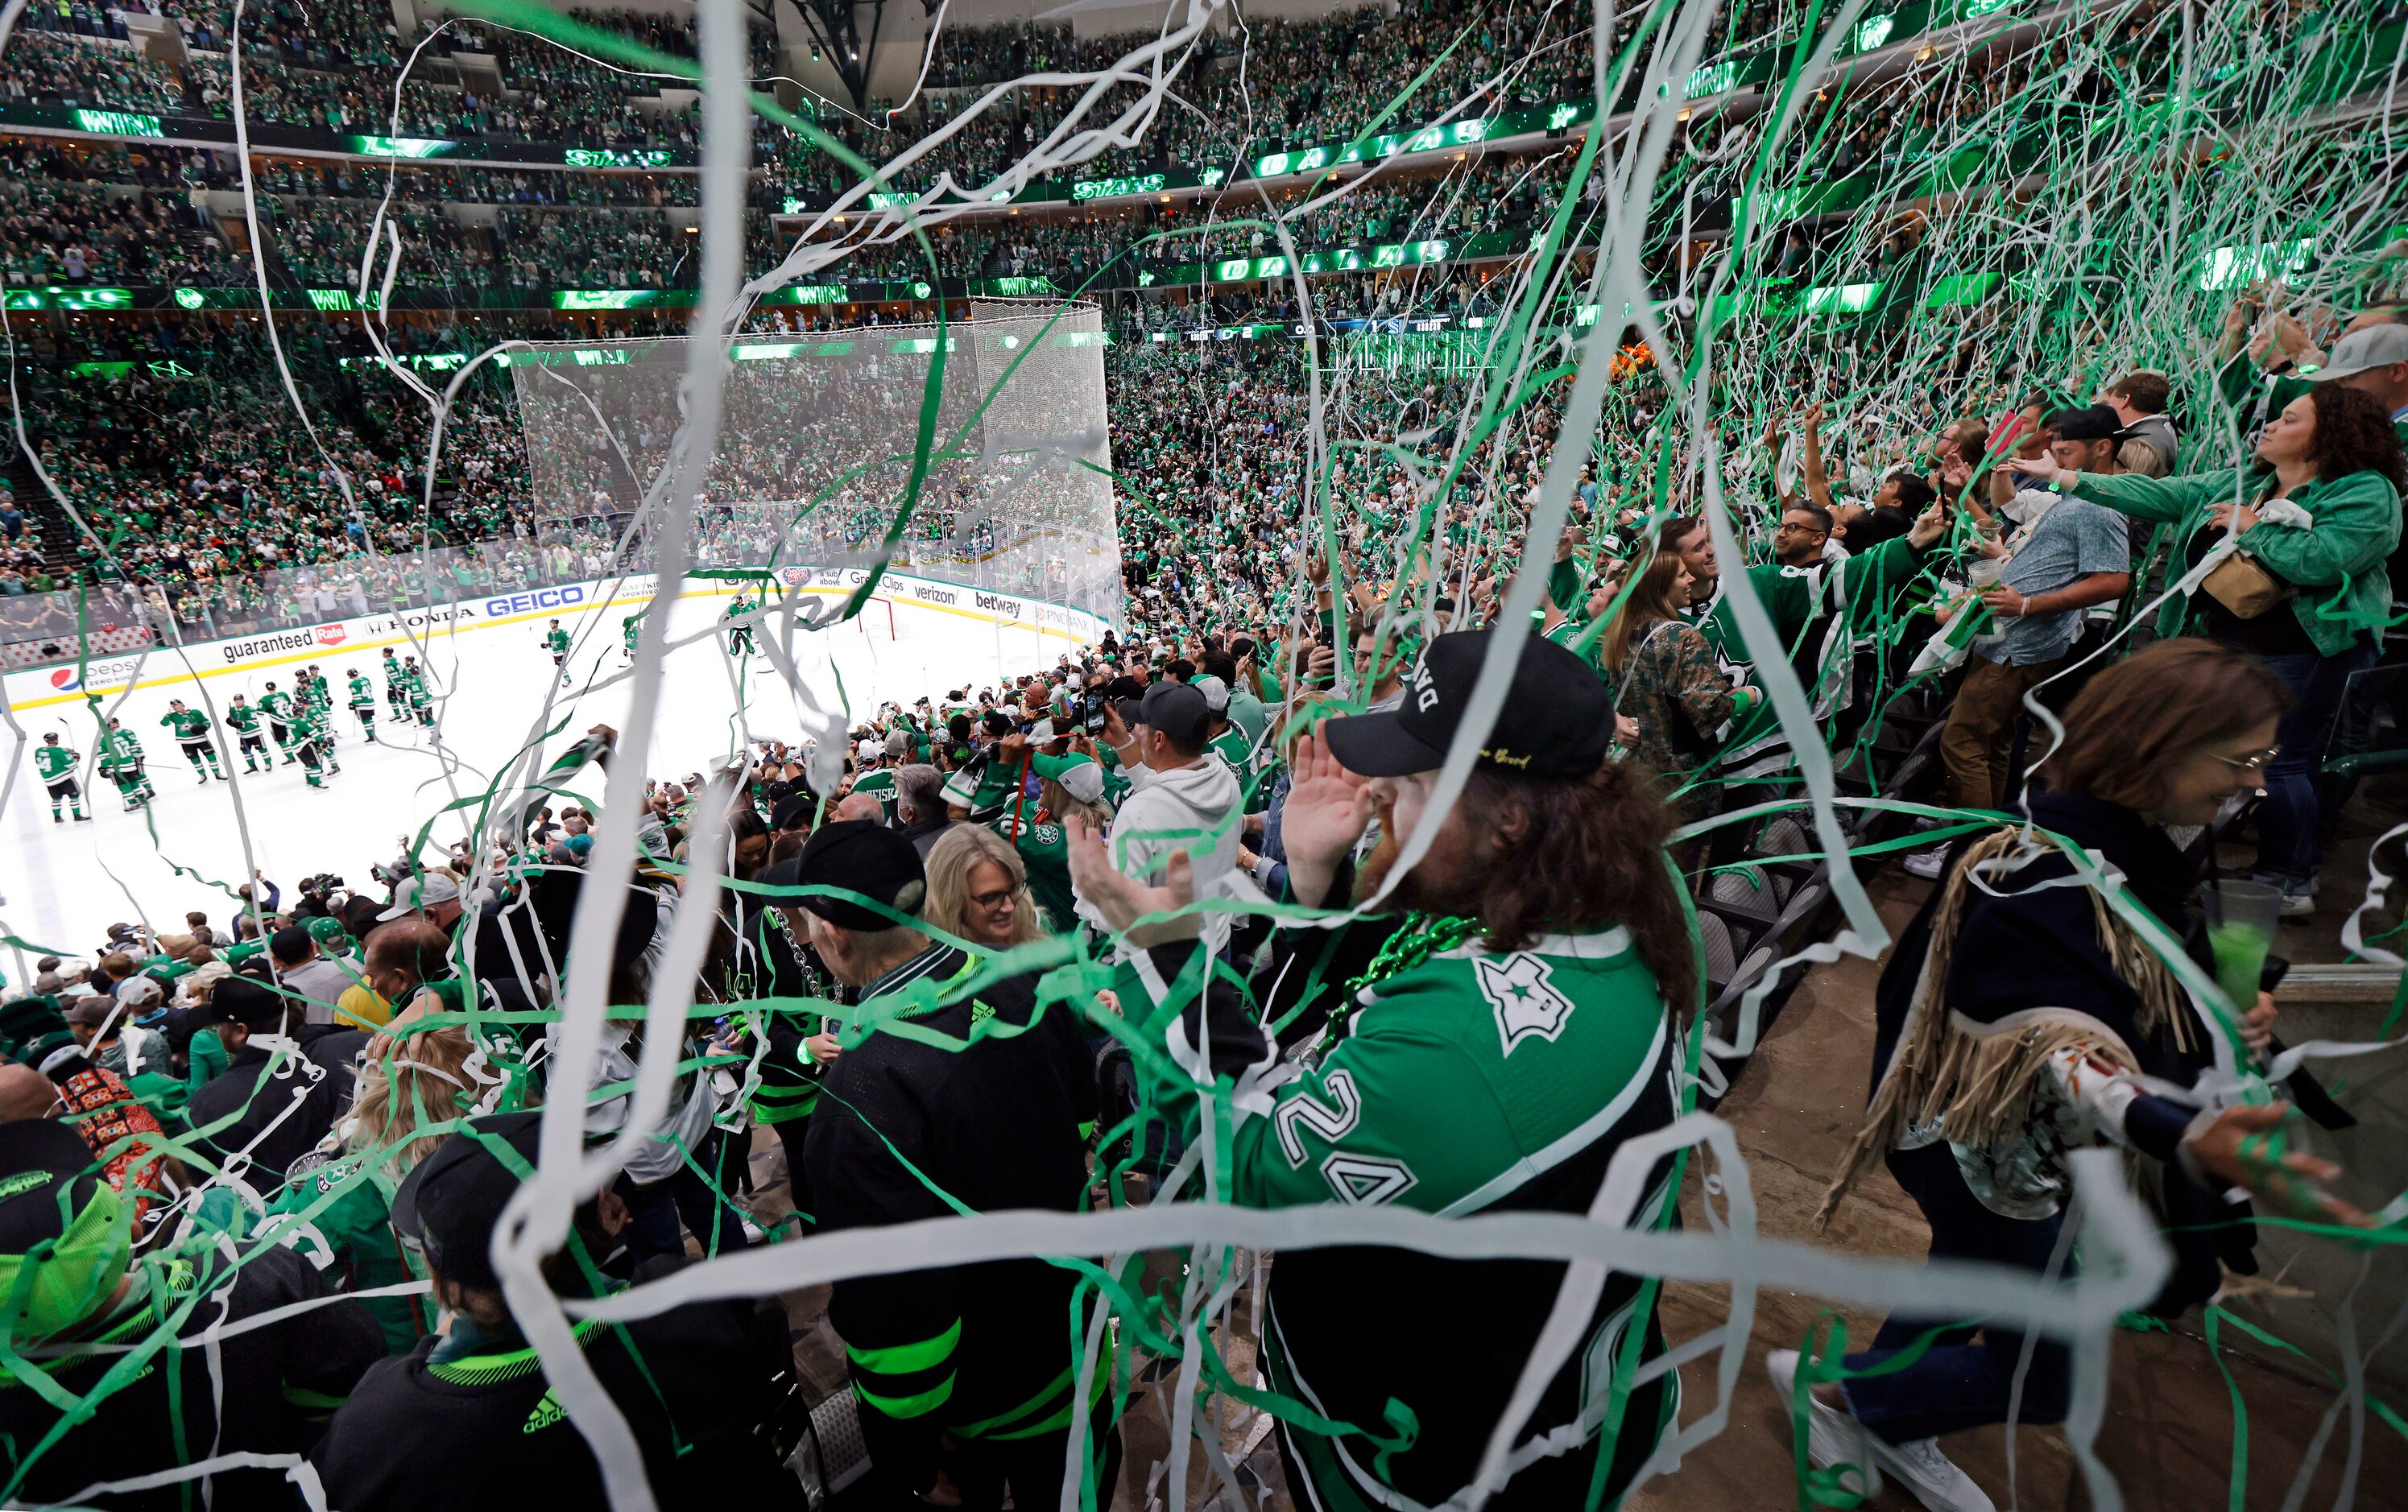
[686,567,896,640]
[505,304,1123,638]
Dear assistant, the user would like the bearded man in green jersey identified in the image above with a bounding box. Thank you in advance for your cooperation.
[1073,629,1696,1512]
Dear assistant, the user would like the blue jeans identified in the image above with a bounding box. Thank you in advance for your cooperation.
[1841,1143,2071,1444]
[2254,641,2378,884]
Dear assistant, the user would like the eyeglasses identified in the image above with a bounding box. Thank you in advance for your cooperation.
[971,888,1017,911]
[2212,746,2281,774]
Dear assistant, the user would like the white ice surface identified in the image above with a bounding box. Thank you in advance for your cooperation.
[1,585,1080,963]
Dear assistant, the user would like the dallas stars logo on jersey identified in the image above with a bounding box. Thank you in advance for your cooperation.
[1473,952,1578,1054]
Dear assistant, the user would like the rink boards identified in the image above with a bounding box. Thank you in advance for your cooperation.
[3,567,1111,715]
[0,567,1110,950]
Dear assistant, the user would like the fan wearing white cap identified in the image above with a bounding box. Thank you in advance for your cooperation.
[2314,320,2408,429]
[995,742,1115,932]
[849,734,900,820]
[1188,674,1254,806]
[376,872,465,933]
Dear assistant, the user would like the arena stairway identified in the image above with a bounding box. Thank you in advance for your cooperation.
[0,441,88,577]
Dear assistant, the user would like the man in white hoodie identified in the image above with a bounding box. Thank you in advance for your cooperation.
[1086,680,1244,953]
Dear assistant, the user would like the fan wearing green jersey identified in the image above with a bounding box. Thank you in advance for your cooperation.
[1073,630,1698,1512]
[223,693,269,770]
[345,668,378,742]
[34,731,88,823]
[847,732,903,819]
[159,699,224,783]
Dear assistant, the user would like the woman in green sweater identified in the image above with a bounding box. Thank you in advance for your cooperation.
[2012,383,2406,911]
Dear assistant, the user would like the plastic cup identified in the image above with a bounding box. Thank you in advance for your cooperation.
[2201,878,2281,1013]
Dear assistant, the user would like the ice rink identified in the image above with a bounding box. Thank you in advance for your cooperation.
[1,578,1090,961]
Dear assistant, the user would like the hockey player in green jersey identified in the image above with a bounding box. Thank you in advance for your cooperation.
[346,669,377,742]
[292,700,333,788]
[543,619,571,684]
[259,681,300,765]
[159,699,224,782]
[1071,630,1694,1512]
[223,693,268,771]
[303,665,333,742]
[381,647,406,713]
[35,732,88,822]
[723,591,757,657]
[621,610,643,663]
[401,657,433,726]
[98,719,155,807]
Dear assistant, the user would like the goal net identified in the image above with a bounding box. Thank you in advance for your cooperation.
[507,300,1123,634]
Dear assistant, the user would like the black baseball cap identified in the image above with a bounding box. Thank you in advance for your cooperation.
[269,925,315,966]
[768,792,818,832]
[1322,630,1614,779]
[763,820,925,932]
[197,973,287,1031]
[1136,680,1210,746]
[0,1118,106,1259]
[2048,403,2124,443]
[388,1110,546,1291]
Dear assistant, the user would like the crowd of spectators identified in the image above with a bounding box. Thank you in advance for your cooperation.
[248,154,699,208]
[0,138,237,192]
[0,271,2399,1507]
[0,30,184,113]
[0,4,2401,1509]
[0,176,245,286]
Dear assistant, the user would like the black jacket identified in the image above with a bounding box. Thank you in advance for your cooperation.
[186,1023,368,1179]
[312,1258,801,1510]
[2,1246,382,1510]
[801,944,1097,1494]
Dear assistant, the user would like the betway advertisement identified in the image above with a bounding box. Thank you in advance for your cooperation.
[4,570,1107,713]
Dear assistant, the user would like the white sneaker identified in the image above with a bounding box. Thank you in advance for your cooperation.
[1869,1434,1996,1512]
[1765,1349,1880,1501]
[1902,846,1950,880]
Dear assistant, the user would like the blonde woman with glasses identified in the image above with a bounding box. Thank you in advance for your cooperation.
[925,823,1048,948]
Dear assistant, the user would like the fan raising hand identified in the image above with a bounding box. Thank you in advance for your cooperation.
[1281,731,1379,909]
